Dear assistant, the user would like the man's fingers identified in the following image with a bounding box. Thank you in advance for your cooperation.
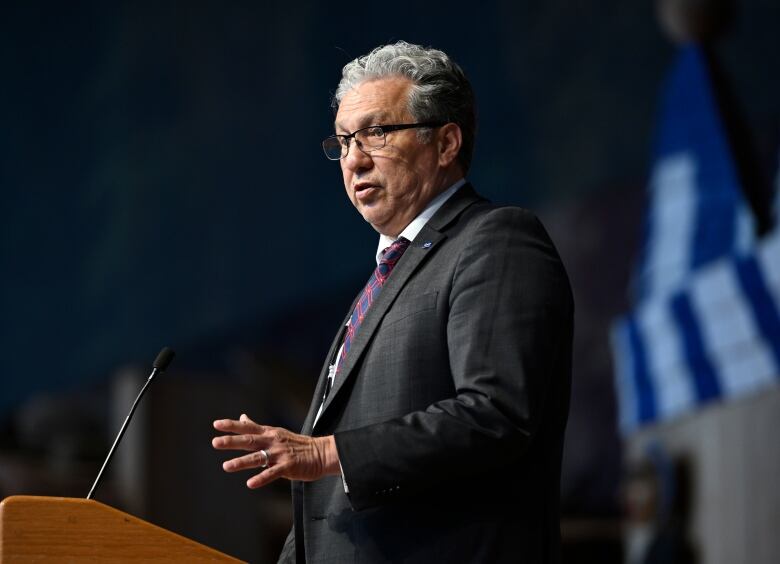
[211,433,266,451]
[213,417,267,435]
[213,422,330,486]
[222,449,273,472]
[247,464,282,489]
[240,413,257,424]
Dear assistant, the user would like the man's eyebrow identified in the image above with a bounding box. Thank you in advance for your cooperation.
[335,112,391,134]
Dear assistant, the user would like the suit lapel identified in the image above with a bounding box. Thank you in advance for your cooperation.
[315,231,443,420]
[312,184,484,428]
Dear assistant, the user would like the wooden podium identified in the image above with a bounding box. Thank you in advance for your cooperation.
[0,495,246,562]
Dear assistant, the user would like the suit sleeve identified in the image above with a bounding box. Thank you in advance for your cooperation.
[333,207,574,510]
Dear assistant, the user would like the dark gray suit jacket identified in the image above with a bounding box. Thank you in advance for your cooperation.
[279,184,573,563]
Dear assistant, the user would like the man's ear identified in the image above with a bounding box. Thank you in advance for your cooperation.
[437,123,463,168]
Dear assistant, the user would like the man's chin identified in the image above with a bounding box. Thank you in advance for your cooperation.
[360,214,392,236]
[363,215,385,231]
[368,220,403,238]
[357,206,382,225]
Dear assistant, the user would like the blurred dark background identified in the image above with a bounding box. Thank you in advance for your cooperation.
[1,1,779,562]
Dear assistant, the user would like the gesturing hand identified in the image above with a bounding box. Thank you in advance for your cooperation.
[212,414,340,489]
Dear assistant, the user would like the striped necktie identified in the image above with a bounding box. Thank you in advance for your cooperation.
[339,236,411,369]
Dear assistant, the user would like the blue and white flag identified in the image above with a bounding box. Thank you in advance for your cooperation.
[611,44,780,434]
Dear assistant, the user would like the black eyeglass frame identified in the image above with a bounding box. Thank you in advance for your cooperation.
[322,122,446,161]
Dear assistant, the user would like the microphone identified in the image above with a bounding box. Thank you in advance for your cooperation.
[86,347,175,500]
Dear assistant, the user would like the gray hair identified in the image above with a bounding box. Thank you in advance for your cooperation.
[332,41,476,174]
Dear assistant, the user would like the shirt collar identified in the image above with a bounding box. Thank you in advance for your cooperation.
[375,178,466,264]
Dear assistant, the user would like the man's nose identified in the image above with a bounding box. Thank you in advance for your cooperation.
[342,142,373,172]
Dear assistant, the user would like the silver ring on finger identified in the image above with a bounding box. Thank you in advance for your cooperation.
[259,448,270,469]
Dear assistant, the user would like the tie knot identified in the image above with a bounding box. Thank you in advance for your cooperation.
[380,237,411,265]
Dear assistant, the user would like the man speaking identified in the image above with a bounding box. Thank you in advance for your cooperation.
[212,41,574,563]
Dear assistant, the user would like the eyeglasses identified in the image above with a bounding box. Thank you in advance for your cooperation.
[322,122,445,161]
